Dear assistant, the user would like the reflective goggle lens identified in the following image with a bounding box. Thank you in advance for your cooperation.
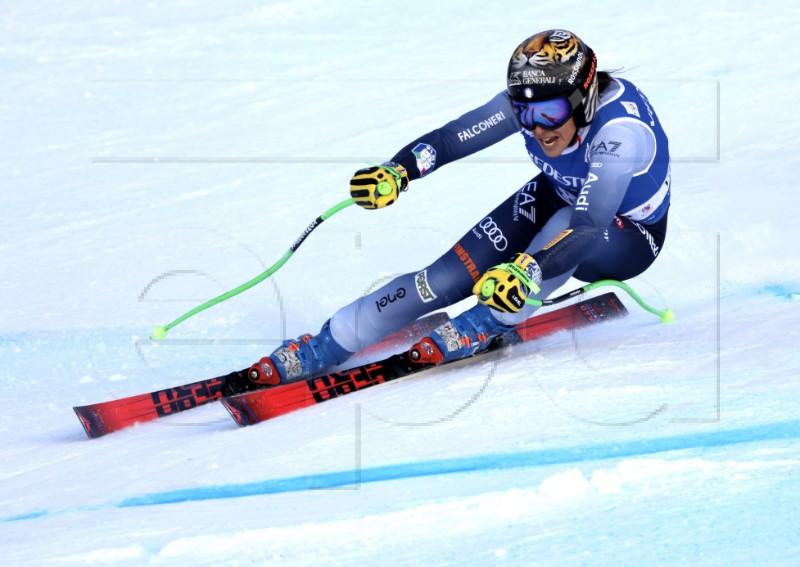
[511,97,573,130]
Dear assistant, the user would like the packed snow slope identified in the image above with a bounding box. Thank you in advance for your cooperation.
[1,1,799,565]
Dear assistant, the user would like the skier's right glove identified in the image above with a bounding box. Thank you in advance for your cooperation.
[349,162,409,209]
[473,253,542,313]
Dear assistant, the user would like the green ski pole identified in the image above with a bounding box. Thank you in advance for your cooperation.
[151,197,356,339]
[526,279,675,323]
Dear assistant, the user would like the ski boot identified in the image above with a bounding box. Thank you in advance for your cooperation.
[247,320,353,386]
[409,304,513,364]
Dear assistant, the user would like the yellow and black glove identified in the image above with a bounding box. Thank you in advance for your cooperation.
[473,253,542,313]
[350,162,409,209]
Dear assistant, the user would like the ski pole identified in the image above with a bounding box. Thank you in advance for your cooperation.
[151,198,356,339]
[526,279,675,323]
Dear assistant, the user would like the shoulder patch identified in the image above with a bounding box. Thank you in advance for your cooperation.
[412,143,437,177]
[620,101,640,118]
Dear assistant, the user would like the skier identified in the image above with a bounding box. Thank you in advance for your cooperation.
[250,29,671,385]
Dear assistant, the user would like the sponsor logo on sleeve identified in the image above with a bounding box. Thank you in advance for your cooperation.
[457,111,507,142]
[412,143,436,176]
[590,140,623,159]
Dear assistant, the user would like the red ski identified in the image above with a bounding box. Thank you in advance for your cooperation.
[221,292,628,427]
[73,372,242,439]
[73,312,449,439]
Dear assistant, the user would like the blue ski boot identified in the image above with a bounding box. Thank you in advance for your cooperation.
[409,304,513,364]
[248,320,353,385]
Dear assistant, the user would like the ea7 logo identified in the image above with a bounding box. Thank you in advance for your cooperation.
[591,141,622,154]
[513,181,537,223]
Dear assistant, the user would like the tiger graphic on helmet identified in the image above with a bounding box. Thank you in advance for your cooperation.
[509,29,580,71]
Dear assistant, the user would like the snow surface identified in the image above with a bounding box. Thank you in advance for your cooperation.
[2,0,800,565]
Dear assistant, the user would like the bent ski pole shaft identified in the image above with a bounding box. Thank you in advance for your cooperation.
[151,198,356,339]
[527,279,675,323]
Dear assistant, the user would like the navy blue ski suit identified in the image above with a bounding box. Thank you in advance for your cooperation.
[329,77,671,352]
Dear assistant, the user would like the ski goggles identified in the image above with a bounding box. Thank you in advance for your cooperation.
[510,97,574,130]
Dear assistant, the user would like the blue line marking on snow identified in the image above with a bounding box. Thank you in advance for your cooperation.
[118,420,800,508]
[3,510,49,522]
[3,420,798,522]
[762,284,800,300]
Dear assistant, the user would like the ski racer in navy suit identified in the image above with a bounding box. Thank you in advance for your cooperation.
[250,29,671,385]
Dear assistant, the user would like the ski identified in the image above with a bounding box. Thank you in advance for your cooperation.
[221,292,628,427]
[73,370,249,439]
[73,312,449,439]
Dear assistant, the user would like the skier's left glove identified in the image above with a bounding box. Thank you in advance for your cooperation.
[473,253,542,313]
[350,162,409,209]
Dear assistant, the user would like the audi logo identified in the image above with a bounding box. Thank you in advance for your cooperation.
[478,217,508,251]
